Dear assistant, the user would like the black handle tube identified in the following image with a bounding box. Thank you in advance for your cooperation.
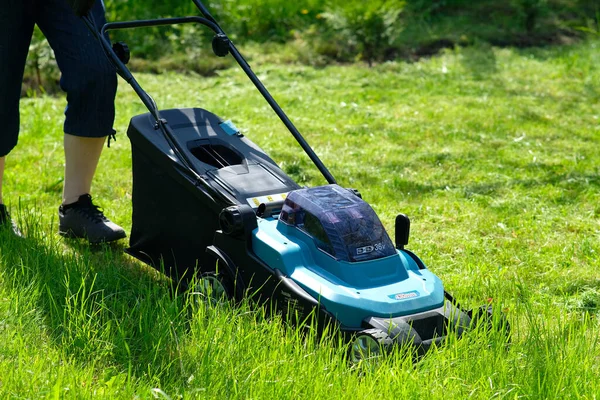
[97,16,224,179]
[95,3,337,185]
[84,15,237,206]
[191,0,220,26]
[101,16,221,36]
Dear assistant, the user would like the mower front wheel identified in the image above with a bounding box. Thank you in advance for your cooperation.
[349,328,394,363]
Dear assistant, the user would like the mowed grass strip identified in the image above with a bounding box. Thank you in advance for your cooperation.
[1,41,599,398]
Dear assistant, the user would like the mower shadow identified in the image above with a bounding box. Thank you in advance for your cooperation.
[0,230,191,385]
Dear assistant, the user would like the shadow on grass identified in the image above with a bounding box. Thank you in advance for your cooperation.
[0,226,191,386]
[471,171,600,207]
[382,158,600,206]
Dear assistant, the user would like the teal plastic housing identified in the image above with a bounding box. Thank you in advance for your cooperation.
[252,217,445,328]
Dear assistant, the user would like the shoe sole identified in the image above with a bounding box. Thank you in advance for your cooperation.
[59,228,126,244]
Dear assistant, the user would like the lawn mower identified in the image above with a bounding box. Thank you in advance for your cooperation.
[73,0,506,361]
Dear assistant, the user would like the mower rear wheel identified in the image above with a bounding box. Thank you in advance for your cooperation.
[349,328,393,363]
[188,271,234,305]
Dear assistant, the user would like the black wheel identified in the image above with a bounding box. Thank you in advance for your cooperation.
[193,273,231,300]
[349,328,393,363]
[188,261,236,306]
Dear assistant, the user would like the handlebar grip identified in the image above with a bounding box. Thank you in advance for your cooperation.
[66,0,96,17]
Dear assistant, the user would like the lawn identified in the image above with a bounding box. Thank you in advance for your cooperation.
[1,40,600,398]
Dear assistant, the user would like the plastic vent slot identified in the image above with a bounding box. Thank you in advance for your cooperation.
[189,141,243,169]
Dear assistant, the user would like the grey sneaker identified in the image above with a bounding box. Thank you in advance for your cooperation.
[59,194,126,244]
[0,204,23,237]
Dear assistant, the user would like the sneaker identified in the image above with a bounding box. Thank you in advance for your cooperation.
[58,194,126,244]
[0,204,23,237]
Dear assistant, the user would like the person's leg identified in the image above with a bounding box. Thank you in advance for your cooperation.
[37,0,124,243]
[0,1,35,161]
[62,135,105,205]
[0,0,35,234]
[36,0,118,205]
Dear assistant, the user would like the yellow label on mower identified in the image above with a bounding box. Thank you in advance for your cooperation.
[246,192,289,208]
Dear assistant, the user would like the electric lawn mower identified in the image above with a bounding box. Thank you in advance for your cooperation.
[72,0,507,361]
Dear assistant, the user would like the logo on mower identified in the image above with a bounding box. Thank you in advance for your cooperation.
[356,243,384,255]
[388,291,419,300]
[356,245,374,255]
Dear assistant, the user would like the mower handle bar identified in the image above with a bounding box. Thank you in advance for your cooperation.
[191,0,219,27]
[101,16,221,37]
[85,1,337,186]
[82,14,238,209]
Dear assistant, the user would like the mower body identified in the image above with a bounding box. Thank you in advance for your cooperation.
[126,107,472,348]
[79,0,506,359]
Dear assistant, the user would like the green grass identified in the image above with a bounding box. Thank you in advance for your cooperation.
[3,40,600,398]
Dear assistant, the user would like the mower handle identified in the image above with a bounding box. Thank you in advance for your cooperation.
[81,14,237,207]
[79,0,338,186]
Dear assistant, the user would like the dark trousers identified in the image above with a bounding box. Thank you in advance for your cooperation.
[0,0,117,157]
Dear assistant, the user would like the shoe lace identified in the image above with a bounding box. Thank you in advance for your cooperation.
[77,201,108,223]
